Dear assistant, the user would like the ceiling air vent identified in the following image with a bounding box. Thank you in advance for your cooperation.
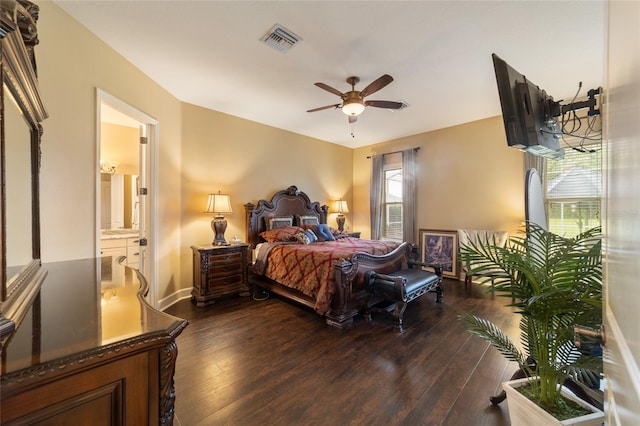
[260,24,302,53]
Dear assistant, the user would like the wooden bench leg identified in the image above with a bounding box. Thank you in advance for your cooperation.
[392,302,407,333]
[364,308,373,322]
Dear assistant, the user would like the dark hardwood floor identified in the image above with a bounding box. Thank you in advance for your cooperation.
[165,279,521,425]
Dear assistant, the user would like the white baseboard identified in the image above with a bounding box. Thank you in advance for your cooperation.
[158,287,192,311]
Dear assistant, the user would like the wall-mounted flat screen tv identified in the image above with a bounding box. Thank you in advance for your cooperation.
[492,53,564,160]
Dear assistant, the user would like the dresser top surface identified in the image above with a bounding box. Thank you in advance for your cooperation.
[1,257,187,378]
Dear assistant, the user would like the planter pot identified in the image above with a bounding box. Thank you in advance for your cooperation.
[502,377,604,426]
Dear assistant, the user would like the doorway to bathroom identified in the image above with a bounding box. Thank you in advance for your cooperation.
[96,89,159,307]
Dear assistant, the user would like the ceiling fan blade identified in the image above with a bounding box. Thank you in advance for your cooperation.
[314,82,345,97]
[307,104,341,113]
[348,115,358,124]
[365,100,405,109]
[359,74,393,98]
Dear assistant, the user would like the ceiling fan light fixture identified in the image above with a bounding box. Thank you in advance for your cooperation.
[342,101,365,116]
[309,74,400,119]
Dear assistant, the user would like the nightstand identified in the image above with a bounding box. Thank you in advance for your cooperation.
[191,243,250,307]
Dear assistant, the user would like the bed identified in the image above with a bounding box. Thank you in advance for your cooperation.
[244,185,417,328]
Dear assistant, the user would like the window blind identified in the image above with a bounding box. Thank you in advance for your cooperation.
[545,140,601,237]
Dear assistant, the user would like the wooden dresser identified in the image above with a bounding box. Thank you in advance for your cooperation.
[191,244,250,307]
[0,258,188,425]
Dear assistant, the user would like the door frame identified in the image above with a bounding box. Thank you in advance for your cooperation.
[602,1,640,423]
[95,89,159,307]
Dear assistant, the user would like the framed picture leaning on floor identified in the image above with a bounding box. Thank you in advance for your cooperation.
[418,229,458,278]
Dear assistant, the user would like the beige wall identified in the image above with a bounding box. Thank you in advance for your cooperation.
[35,2,352,304]
[32,2,523,305]
[37,2,183,301]
[353,117,525,240]
[180,103,352,292]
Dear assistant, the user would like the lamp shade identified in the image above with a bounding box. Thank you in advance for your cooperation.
[334,200,349,214]
[342,101,365,116]
[205,192,232,215]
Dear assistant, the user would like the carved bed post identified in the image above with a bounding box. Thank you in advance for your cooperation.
[328,257,360,328]
[244,202,256,248]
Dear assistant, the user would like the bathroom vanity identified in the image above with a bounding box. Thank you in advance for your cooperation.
[101,229,141,269]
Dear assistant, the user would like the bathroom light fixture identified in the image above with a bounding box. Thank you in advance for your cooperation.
[204,192,233,245]
[100,161,116,174]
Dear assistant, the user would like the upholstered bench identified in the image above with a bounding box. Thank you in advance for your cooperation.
[365,266,443,333]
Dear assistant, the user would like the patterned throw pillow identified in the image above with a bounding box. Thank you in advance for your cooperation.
[295,214,320,227]
[260,226,303,242]
[295,229,318,245]
[266,216,294,230]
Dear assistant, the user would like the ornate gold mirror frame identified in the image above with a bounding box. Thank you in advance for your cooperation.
[0,0,48,340]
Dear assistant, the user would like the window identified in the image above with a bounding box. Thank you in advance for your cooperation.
[382,167,403,240]
[545,142,601,237]
[371,148,416,242]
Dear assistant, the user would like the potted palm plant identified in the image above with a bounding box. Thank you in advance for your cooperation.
[458,223,603,425]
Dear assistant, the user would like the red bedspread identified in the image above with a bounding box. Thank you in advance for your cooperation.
[255,237,400,315]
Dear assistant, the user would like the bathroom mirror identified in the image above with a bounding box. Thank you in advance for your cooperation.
[101,173,139,230]
[0,0,48,339]
[99,117,140,233]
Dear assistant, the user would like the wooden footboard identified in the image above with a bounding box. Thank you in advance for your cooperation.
[327,242,413,328]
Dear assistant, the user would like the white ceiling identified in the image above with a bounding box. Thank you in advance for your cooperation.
[54,1,606,149]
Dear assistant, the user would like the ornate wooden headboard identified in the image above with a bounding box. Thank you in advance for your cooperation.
[244,186,328,248]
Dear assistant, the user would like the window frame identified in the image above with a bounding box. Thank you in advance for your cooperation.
[381,163,403,241]
[543,140,602,237]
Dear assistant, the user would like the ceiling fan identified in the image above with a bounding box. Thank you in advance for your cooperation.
[307,74,406,123]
